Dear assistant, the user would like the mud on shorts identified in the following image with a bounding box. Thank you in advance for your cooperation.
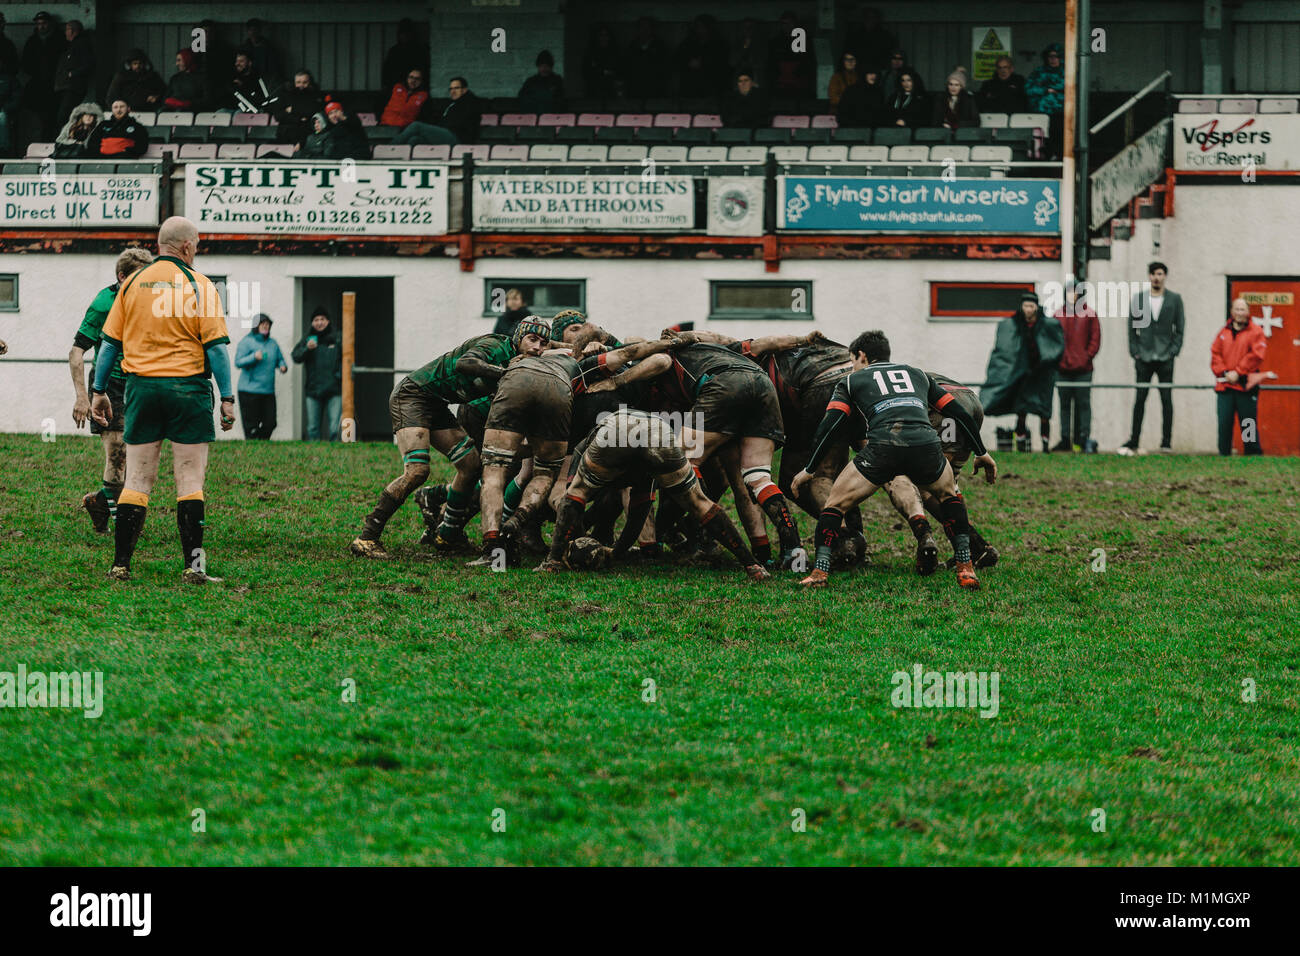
[90,373,126,435]
[456,396,490,449]
[485,366,572,442]
[578,415,688,490]
[854,436,948,488]
[692,368,785,445]
[389,376,458,433]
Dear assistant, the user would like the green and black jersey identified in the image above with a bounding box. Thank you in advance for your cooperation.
[648,343,761,409]
[73,284,125,382]
[407,333,516,404]
[727,338,851,408]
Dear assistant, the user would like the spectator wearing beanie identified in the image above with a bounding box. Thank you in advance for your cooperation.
[292,307,343,442]
[165,49,206,110]
[1211,298,1268,456]
[105,48,165,112]
[235,313,288,440]
[518,50,565,112]
[931,70,978,129]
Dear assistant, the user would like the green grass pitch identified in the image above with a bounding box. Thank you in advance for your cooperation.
[1,433,1297,865]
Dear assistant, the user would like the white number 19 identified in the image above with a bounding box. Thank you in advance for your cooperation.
[872,369,914,394]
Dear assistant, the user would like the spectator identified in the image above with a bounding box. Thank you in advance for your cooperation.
[381,19,429,94]
[398,75,483,146]
[164,49,206,111]
[0,13,19,156]
[52,100,101,158]
[1119,262,1185,455]
[86,99,149,157]
[881,48,906,101]
[828,51,860,109]
[54,19,94,125]
[840,6,896,72]
[20,11,68,140]
[721,69,768,129]
[976,55,1028,115]
[518,50,565,112]
[886,69,928,127]
[582,23,622,99]
[1026,43,1064,158]
[931,70,978,129]
[235,313,288,440]
[767,10,816,99]
[272,70,325,145]
[1053,279,1101,453]
[292,307,343,442]
[298,99,368,160]
[836,63,884,127]
[105,49,166,113]
[623,18,667,100]
[242,19,282,87]
[1211,298,1268,456]
[981,291,1065,453]
[674,14,729,99]
[298,111,331,157]
[380,68,429,129]
[493,288,530,337]
[734,18,764,80]
[228,49,268,111]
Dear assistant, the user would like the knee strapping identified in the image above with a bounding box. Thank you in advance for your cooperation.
[742,466,777,502]
[481,445,516,469]
[533,456,564,482]
[662,469,698,495]
[403,449,431,466]
[447,436,475,464]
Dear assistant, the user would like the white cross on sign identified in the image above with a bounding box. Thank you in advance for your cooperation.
[1252,305,1283,338]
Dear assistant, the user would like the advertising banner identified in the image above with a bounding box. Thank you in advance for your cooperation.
[1,170,159,228]
[1173,114,1300,171]
[473,174,694,231]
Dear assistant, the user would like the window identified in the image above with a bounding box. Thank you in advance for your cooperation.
[0,275,17,311]
[709,280,812,321]
[482,279,585,319]
[930,281,1035,319]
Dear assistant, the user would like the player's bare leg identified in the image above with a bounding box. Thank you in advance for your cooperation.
[172,441,219,583]
[802,461,878,588]
[501,437,565,551]
[351,426,432,558]
[471,427,524,566]
[422,427,480,551]
[738,436,802,569]
[84,431,127,533]
[108,440,163,580]
[886,475,939,576]
[666,466,769,581]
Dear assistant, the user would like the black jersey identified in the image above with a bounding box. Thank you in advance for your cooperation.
[653,343,761,408]
[727,338,852,409]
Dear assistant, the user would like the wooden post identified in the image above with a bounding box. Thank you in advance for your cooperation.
[1062,0,1077,281]
[341,291,356,442]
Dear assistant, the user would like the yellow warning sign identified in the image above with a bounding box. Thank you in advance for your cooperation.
[972,26,1012,81]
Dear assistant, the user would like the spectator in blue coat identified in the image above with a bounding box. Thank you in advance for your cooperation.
[235,313,288,439]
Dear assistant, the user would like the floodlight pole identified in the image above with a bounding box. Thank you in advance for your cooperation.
[1062,0,1077,283]
[1076,0,1091,281]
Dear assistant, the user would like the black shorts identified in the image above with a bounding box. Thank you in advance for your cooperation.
[389,377,458,433]
[693,368,785,445]
[456,398,490,449]
[90,374,125,435]
[854,439,948,488]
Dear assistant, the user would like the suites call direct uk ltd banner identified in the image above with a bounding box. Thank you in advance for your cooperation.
[778,177,1060,233]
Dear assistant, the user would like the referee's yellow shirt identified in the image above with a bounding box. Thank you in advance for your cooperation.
[102,255,230,378]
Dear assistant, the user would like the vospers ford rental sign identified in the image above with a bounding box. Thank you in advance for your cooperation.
[1173,114,1300,171]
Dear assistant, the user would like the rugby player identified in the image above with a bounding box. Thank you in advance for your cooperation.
[70,247,154,533]
[791,330,996,590]
[884,372,999,574]
[89,217,234,584]
[349,319,548,558]
[538,407,770,580]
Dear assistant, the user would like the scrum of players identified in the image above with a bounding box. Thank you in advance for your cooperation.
[344,309,1001,591]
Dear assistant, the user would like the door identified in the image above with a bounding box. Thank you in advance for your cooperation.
[1227,278,1300,456]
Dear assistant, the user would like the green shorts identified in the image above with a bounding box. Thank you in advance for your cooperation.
[123,375,216,445]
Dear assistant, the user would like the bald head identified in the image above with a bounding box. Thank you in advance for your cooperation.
[158,217,200,263]
[1230,297,1250,328]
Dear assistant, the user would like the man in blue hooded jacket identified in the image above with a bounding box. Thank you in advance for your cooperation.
[235,313,288,439]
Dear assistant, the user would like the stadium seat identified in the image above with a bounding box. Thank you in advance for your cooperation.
[232,112,270,126]
[245,126,279,142]
[727,146,767,163]
[195,111,231,127]
[577,113,615,127]
[616,113,654,128]
[791,128,832,144]
[412,144,452,160]
[133,111,157,126]
[687,145,727,163]
[1177,98,1217,113]
[996,127,1034,147]
[481,127,515,142]
[889,145,929,162]
[217,143,256,159]
[755,128,790,144]
[156,111,192,126]
[833,127,872,143]
[1010,113,1049,131]
[517,127,554,142]
[145,142,180,160]
[808,145,849,163]
[654,112,692,129]
[714,128,752,144]
[955,127,996,143]
[373,144,413,160]
[255,144,295,158]
[537,113,575,128]
[178,143,218,159]
[848,145,888,162]
[635,127,673,143]
[608,144,648,162]
[25,142,55,158]
[451,144,490,161]
[1259,98,1299,113]
[770,145,809,163]
[692,114,722,128]
[488,144,529,161]
[479,113,499,126]
[501,112,538,127]
[970,145,1013,163]
[811,114,839,129]
[914,127,950,144]
[168,126,206,143]
[873,127,911,146]
[673,128,711,144]
[528,144,569,161]
[1217,98,1257,113]
[929,145,970,162]
[772,115,811,129]
[209,127,246,142]
[598,126,637,143]
[366,126,399,142]
[979,112,1009,128]
[554,127,597,143]
[357,112,378,127]
[568,144,609,162]
[648,145,687,163]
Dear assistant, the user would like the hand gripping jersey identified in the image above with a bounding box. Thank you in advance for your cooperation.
[407,333,516,404]
[727,339,853,410]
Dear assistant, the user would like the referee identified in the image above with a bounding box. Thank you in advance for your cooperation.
[90,217,235,583]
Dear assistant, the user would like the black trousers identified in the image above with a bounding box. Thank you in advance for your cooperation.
[1057,369,1092,444]
[1217,388,1262,456]
[238,391,277,440]
[1129,358,1174,447]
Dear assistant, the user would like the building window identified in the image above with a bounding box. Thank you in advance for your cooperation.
[709,280,812,321]
[482,279,585,319]
[0,275,17,311]
[930,281,1035,319]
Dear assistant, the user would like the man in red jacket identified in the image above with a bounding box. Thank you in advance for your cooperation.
[1211,297,1268,456]
[380,68,428,129]
[1052,279,1101,452]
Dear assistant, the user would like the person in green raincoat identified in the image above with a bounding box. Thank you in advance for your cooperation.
[980,291,1064,453]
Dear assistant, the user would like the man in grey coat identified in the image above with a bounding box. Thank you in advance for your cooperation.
[1119,262,1184,454]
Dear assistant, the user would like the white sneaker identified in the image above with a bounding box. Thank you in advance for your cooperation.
[1116,445,1136,457]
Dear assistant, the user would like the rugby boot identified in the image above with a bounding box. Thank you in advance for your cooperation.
[954,560,980,591]
[413,485,446,536]
[799,568,829,588]
[431,527,475,554]
[974,543,999,569]
[915,532,939,576]
[534,558,566,573]
[508,513,549,555]
[107,565,131,581]
[745,564,772,582]
[349,537,392,559]
[82,491,112,534]
[182,568,225,584]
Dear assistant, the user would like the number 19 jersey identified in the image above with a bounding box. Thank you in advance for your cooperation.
[827,362,946,447]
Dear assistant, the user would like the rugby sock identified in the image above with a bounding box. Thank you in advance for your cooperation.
[969,527,990,557]
[99,481,124,520]
[437,487,472,534]
[844,506,863,534]
[755,484,801,552]
[177,492,205,570]
[501,479,524,522]
[812,508,843,573]
[908,513,932,541]
[361,491,402,540]
[113,489,149,569]
[938,495,973,564]
[701,504,759,568]
[550,494,585,561]
[752,535,772,565]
